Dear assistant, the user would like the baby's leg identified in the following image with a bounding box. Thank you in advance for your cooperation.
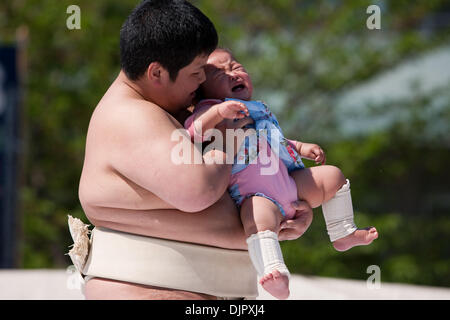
[240,196,290,300]
[290,165,347,209]
[290,165,378,251]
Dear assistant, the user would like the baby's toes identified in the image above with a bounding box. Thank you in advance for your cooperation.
[260,273,272,285]
[272,270,282,279]
[367,228,378,241]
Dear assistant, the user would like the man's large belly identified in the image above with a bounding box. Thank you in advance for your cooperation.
[85,278,218,300]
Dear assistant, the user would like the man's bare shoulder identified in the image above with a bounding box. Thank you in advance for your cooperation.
[99,97,175,131]
[89,93,181,151]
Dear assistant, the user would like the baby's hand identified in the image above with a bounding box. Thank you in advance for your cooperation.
[300,143,326,165]
[216,101,249,120]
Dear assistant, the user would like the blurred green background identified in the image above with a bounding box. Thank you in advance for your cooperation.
[1,0,449,287]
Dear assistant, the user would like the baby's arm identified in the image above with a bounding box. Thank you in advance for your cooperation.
[192,100,250,140]
[287,139,326,165]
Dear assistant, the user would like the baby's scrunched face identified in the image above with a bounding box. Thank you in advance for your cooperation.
[200,49,253,101]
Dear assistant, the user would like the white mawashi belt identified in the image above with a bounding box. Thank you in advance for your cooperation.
[67,215,258,298]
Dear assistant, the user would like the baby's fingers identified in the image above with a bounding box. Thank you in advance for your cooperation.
[313,147,326,165]
[314,154,324,164]
[234,112,247,119]
[231,117,254,129]
[233,102,249,116]
[320,152,326,165]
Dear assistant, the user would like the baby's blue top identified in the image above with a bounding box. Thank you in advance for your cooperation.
[225,98,305,175]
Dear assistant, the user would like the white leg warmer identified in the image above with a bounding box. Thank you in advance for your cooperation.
[321,179,358,242]
[246,230,290,279]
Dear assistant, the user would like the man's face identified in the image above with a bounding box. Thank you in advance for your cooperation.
[162,54,208,112]
[201,49,253,101]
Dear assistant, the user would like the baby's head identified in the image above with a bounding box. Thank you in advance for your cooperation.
[199,48,253,101]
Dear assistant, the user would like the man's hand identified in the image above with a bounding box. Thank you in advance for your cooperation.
[278,200,313,241]
[299,143,326,165]
[216,101,249,120]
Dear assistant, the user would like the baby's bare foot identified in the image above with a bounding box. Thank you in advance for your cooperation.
[259,270,290,300]
[333,227,378,252]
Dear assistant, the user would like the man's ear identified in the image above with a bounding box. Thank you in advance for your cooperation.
[146,62,164,84]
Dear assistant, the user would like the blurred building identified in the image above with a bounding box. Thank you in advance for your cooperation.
[0,45,20,268]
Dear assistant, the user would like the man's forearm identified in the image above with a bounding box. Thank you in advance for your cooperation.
[84,192,248,250]
[195,146,234,210]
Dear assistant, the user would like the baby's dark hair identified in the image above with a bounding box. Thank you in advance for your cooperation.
[120,0,218,81]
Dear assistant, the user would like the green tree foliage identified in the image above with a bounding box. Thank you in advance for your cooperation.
[1,0,449,286]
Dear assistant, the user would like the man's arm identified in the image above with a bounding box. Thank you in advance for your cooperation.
[83,191,248,250]
[109,102,232,213]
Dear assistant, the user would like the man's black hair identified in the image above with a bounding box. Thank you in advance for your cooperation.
[120,0,218,81]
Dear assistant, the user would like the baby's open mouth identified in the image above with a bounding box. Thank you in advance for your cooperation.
[232,84,246,92]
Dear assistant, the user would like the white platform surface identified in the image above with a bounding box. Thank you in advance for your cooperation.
[0,269,449,300]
